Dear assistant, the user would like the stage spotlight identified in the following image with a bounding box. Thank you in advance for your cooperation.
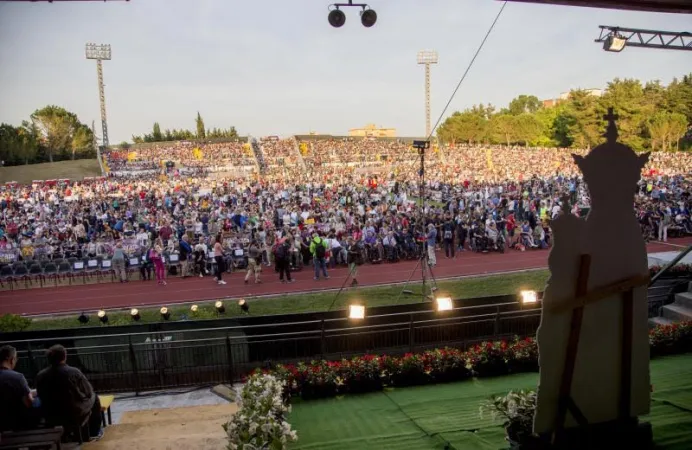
[238,299,249,314]
[360,8,377,27]
[131,308,141,322]
[190,304,198,313]
[604,34,627,52]
[97,310,108,324]
[78,312,89,324]
[215,300,226,314]
[328,8,346,28]
[435,297,453,312]
[349,304,365,320]
[160,307,171,320]
[520,290,538,305]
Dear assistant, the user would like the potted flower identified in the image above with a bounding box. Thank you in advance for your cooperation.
[480,390,537,449]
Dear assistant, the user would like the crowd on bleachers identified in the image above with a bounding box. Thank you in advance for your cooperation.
[0,137,690,287]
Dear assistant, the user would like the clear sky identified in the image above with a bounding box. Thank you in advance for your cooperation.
[0,0,690,143]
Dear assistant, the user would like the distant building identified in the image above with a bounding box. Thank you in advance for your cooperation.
[348,124,396,138]
[543,88,603,108]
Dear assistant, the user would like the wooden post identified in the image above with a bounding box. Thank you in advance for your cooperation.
[553,254,591,443]
[620,288,634,419]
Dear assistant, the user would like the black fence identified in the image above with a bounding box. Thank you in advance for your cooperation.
[7,301,541,394]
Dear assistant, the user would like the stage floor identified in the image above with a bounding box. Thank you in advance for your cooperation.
[2,237,690,317]
[288,353,692,449]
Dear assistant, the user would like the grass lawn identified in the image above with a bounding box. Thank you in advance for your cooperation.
[0,159,101,184]
[16,269,549,332]
[287,353,692,449]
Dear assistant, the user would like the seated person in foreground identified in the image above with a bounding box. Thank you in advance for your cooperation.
[0,345,38,432]
[35,345,104,441]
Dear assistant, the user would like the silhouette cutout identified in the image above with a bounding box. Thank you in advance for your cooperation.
[534,108,651,433]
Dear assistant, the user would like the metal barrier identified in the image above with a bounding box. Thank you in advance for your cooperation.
[9,302,541,394]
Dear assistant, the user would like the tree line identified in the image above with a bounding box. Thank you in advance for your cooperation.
[0,106,95,166]
[436,74,692,152]
[128,112,239,147]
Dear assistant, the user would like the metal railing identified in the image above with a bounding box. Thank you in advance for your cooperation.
[649,245,692,286]
[8,301,540,394]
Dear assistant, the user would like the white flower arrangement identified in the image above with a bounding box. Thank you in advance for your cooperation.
[223,373,298,450]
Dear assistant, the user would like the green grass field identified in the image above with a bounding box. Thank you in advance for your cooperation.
[0,159,101,184]
[18,269,549,332]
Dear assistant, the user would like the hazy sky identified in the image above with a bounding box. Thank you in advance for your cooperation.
[0,1,690,143]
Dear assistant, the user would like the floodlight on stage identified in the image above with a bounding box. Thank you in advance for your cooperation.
[190,304,198,313]
[328,8,346,27]
[160,307,171,320]
[435,297,453,312]
[238,299,249,313]
[520,290,538,305]
[215,300,226,314]
[78,312,89,324]
[360,8,377,27]
[349,304,365,320]
[97,310,108,324]
[85,43,111,60]
[604,34,627,52]
[130,308,141,322]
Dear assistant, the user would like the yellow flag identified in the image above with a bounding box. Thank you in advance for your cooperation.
[486,148,494,170]
[127,151,137,161]
[193,147,203,160]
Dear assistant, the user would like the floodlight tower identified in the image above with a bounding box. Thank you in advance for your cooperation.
[417,50,438,137]
[85,43,112,149]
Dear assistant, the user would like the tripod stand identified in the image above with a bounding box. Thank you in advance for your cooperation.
[397,140,439,304]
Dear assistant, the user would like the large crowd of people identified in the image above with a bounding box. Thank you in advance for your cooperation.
[0,136,690,287]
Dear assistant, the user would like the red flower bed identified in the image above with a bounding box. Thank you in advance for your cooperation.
[263,322,692,401]
[649,264,692,278]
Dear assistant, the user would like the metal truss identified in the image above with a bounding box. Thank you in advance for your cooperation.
[596,26,692,51]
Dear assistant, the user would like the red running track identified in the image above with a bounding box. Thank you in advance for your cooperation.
[2,238,690,316]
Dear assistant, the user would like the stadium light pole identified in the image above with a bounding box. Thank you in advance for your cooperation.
[85,43,112,149]
[417,50,438,137]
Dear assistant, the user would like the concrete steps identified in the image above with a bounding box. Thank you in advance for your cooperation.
[649,280,692,327]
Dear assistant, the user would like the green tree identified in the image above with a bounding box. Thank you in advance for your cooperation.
[515,113,544,146]
[561,90,601,149]
[119,141,131,150]
[196,112,206,139]
[598,78,649,151]
[508,95,542,115]
[489,114,517,146]
[648,111,688,152]
[152,122,163,142]
[29,105,93,162]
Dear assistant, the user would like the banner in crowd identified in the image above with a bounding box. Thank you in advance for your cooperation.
[193,147,203,160]
[0,250,17,263]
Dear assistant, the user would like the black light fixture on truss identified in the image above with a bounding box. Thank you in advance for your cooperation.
[596,25,692,52]
[328,1,377,28]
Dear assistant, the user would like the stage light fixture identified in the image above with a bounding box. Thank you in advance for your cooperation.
[328,8,346,28]
[360,8,377,27]
[238,299,249,314]
[78,312,89,324]
[97,310,108,324]
[130,308,141,321]
[520,290,538,305]
[215,301,226,314]
[435,297,453,312]
[190,304,198,313]
[160,307,171,320]
[349,304,365,320]
[604,34,627,52]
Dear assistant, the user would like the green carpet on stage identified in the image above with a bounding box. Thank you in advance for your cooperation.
[288,353,692,449]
